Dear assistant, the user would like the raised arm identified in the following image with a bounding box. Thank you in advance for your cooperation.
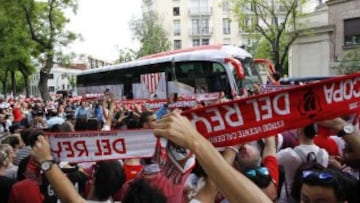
[31,136,86,203]
[154,112,272,203]
[318,117,360,159]
[193,146,241,203]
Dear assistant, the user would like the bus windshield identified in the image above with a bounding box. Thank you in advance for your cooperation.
[230,57,263,91]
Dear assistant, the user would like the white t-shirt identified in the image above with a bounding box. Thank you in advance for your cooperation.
[277,144,329,203]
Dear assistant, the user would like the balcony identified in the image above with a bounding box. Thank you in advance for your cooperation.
[189,27,213,37]
[188,7,212,16]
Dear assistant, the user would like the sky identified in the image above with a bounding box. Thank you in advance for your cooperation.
[65,0,142,62]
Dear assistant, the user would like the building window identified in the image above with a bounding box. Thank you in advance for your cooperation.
[48,74,54,79]
[173,7,180,16]
[192,39,209,46]
[202,38,209,45]
[222,0,230,14]
[192,18,209,35]
[223,18,231,34]
[193,39,201,46]
[174,40,182,49]
[344,18,360,47]
[173,20,181,36]
[49,86,55,92]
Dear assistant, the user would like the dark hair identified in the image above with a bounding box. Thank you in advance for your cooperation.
[138,112,154,128]
[292,163,325,200]
[93,160,125,201]
[9,123,22,134]
[28,129,44,148]
[1,136,20,149]
[75,118,87,131]
[334,169,360,203]
[272,72,281,81]
[303,124,316,139]
[291,165,353,202]
[122,179,166,203]
[87,119,100,131]
[50,124,63,132]
[301,168,348,202]
[21,128,33,146]
[126,115,139,130]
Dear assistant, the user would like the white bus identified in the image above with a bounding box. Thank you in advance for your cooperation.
[76,45,273,102]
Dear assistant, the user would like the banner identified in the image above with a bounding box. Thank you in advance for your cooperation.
[48,130,156,163]
[182,73,360,147]
[50,74,360,162]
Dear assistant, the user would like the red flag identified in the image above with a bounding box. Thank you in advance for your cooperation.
[141,73,162,94]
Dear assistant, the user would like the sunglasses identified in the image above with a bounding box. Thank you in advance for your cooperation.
[246,167,269,177]
[302,170,334,181]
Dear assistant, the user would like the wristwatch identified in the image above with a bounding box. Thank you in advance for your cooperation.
[337,123,355,137]
[40,160,54,173]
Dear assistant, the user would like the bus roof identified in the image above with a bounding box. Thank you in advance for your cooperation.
[78,45,252,76]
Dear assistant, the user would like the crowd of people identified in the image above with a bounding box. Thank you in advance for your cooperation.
[0,82,360,203]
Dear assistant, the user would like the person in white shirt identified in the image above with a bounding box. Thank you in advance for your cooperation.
[277,124,329,203]
[46,109,65,129]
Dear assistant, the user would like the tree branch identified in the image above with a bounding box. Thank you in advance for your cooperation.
[254,6,274,35]
[48,0,56,42]
[280,32,298,67]
[22,2,50,49]
[278,0,297,38]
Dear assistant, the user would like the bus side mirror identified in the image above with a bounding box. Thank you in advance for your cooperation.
[254,58,275,73]
[225,57,244,79]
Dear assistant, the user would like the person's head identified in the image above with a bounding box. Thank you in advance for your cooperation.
[122,178,166,203]
[1,135,20,152]
[235,144,261,171]
[1,144,15,163]
[50,124,63,132]
[297,124,316,140]
[244,167,276,201]
[299,168,349,203]
[75,118,87,131]
[92,160,125,201]
[20,128,32,146]
[0,144,10,168]
[61,122,74,132]
[272,72,281,81]
[80,101,86,108]
[47,108,58,117]
[87,119,100,131]
[138,112,156,129]
[28,129,44,148]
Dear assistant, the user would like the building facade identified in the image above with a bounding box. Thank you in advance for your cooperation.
[328,0,360,65]
[288,0,360,77]
[30,66,83,97]
[150,0,248,50]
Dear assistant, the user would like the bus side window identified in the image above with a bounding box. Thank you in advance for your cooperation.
[210,63,231,96]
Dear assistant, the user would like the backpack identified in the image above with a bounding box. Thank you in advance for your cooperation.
[287,148,325,201]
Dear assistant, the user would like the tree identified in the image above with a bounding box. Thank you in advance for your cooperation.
[115,48,137,63]
[333,48,360,74]
[232,0,306,74]
[0,0,36,97]
[19,0,78,101]
[130,0,171,57]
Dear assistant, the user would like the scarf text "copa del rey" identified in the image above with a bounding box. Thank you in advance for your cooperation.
[47,73,360,162]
